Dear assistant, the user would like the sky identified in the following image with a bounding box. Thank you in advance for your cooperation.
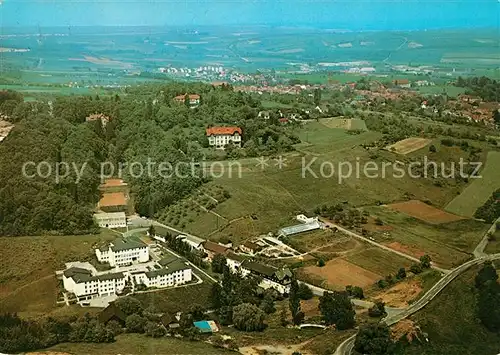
[1,0,499,30]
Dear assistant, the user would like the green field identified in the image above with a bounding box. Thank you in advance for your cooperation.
[398,266,500,355]
[417,85,466,97]
[445,151,500,218]
[345,247,414,276]
[134,281,214,315]
[177,122,473,245]
[364,206,488,268]
[295,121,381,155]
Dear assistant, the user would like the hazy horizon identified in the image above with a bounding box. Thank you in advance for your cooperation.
[1,0,499,30]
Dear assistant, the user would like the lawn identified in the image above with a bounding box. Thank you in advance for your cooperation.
[345,247,414,277]
[284,229,357,254]
[0,230,116,317]
[363,206,488,268]
[445,151,500,218]
[49,333,233,354]
[294,121,381,155]
[396,266,500,355]
[133,282,214,315]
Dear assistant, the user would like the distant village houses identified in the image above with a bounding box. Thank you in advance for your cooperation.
[392,79,411,89]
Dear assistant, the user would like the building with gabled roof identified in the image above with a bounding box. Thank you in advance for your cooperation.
[132,260,192,289]
[206,126,242,149]
[95,238,149,267]
[98,303,127,326]
[174,93,201,107]
[226,251,247,272]
[200,240,229,261]
[62,266,126,302]
[240,260,293,294]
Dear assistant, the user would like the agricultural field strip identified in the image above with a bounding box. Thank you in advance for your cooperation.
[445,151,500,217]
[319,217,450,273]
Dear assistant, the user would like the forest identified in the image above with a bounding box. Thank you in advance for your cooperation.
[0,84,299,236]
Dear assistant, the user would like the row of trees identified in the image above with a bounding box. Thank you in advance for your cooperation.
[475,261,500,332]
[0,313,113,353]
[377,255,431,289]
[474,188,500,223]
[456,76,500,103]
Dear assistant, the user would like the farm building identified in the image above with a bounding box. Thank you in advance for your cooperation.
[278,220,322,237]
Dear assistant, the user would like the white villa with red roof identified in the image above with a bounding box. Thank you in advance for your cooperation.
[206,126,242,149]
[174,93,201,107]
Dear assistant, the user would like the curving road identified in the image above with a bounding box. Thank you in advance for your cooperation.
[334,253,500,355]
[473,217,500,258]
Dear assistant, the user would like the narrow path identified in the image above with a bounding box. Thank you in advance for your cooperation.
[318,217,450,274]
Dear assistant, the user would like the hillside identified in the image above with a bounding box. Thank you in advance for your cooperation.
[394,266,500,355]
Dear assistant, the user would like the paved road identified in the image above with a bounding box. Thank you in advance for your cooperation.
[334,253,500,355]
[319,218,450,274]
[473,217,500,258]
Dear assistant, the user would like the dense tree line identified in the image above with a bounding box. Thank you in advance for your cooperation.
[0,115,102,235]
[474,262,500,332]
[456,76,500,102]
[156,232,209,269]
[210,265,272,328]
[0,313,113,353]
[0,83,305,236]
[474,188,500,223]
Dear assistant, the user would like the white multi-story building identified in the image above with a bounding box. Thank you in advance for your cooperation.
[132,260,192,288]
[96,238,149,267]
[206,126,242,149]
[94,212,127,228]
[62,267,126,301]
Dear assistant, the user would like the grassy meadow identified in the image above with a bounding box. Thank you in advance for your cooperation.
[363,206,488,268]
[445,151,500,218]
[175,120,482,247]
[48,333,234,355]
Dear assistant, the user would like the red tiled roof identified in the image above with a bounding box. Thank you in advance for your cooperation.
[99,192,127,207]
[174,94,200,100]
[100,179,127,188]
[206,126,242,136]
